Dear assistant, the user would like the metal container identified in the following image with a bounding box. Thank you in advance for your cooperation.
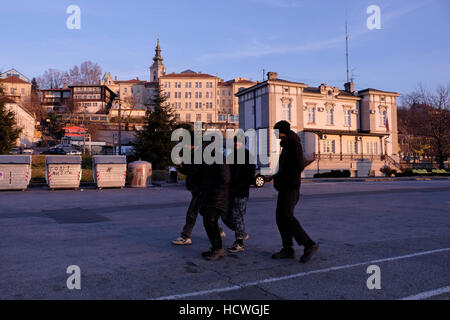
[46,156,82,190]
[166,166,179,183]
[0,155,32,191]
[93,155,127,189]
[127,160,152,188]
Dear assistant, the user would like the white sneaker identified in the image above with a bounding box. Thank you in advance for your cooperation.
[172,237,192,245]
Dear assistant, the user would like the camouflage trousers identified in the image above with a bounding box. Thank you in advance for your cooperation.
[221,197,249,240]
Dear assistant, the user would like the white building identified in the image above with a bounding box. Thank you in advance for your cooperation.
[237,72,401,178]
[3,98,36,148]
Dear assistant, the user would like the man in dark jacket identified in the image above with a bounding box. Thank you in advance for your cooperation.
[222,136,256,252]
[200,145,231,261]
[272,120,319,263]
[172,141,226,246]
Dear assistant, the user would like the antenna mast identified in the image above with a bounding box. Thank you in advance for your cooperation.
[345,18,350,83]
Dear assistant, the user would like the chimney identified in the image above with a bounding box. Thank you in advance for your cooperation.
[267,72,278,80]
[344,81,354,93]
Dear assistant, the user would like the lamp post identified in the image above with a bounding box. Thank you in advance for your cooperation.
[118,102,122,155]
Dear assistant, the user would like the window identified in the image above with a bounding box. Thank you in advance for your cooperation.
[175,113,180,121]
[228,99,231,105]
[326,108,334,125]
[222,99,225,105]
[21,88,25,94]
[347,141,358,154]
[186,113,191,122]
[206,92,210,99]
[282,103,291,121]
[367,142,378,155]
[380,110,387,126]
[207,113,212,122]
[323,140,336,153]
[307,107,315,123]
[196,114,202,121]
[344,109,352,127]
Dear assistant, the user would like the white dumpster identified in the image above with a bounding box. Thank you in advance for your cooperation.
[127,160,152,188]
[93,155,127,189]
[46,156,82,190]
[0,155,32,191]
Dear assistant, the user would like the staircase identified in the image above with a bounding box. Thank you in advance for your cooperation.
[384,155,402,171]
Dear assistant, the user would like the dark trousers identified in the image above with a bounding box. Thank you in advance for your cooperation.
[276,187,314,249]
[181,190,202,239]
[201,207,223,250]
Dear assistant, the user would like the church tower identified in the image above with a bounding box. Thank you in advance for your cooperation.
[150,38,166,82]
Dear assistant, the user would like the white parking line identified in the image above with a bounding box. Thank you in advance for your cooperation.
[153,247,450,300]
[400,286,450,300]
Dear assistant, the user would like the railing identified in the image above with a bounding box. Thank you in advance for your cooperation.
[311,153,385,161]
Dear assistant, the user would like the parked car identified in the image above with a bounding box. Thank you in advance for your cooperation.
[9,147,21,154]
[253,167,273,188]
[66,149,82,155]
[40,147,66,155]
[22,148,33,154]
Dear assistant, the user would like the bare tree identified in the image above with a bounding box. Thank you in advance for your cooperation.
[37,69,66,89]
[79,61,102,85]
[37,61,102,88]
[399,84,450,168]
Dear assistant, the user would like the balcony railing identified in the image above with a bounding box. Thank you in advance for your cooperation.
[312,153,385,161]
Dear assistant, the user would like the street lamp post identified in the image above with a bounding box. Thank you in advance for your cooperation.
[118,102,122,155]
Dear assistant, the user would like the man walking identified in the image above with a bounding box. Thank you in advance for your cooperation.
[172,138,225,246]
[199,142,230,261]
[272,120,319,263]
[222,135,255,253]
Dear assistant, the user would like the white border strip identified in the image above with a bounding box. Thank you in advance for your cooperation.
[400,286,450,300]
[154,247,450,300]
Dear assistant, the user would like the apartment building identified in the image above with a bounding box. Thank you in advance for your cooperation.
[237,72,401,178]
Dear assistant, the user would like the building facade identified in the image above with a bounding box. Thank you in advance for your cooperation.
[237,72,401,178]
[69,84,116,114]
[3,98,36,148]
[0,75,31,103]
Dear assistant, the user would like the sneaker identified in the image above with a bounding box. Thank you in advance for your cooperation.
[227,241,244,253]
[205,248,226,261]
[220,230,226,239]
[300,244,320,263]
[171,237,192,246]
[272,248,295,259]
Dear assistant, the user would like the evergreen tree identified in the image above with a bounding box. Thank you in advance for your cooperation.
[133,84,177,169]
[0,87,22,154]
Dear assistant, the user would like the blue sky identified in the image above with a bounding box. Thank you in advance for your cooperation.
[1,0,449,96]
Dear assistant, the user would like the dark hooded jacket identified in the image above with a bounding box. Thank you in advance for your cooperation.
[226,147,256,198]
[199,158,230,213]
[177,147,202,192]
[273,130,304,191]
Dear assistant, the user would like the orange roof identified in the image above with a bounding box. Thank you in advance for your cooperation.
[0,76,30,85]
[161,72,217,79]
[219,79,256,86]
[115,79,149,84]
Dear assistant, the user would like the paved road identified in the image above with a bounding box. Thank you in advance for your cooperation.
[0,180,449,300]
